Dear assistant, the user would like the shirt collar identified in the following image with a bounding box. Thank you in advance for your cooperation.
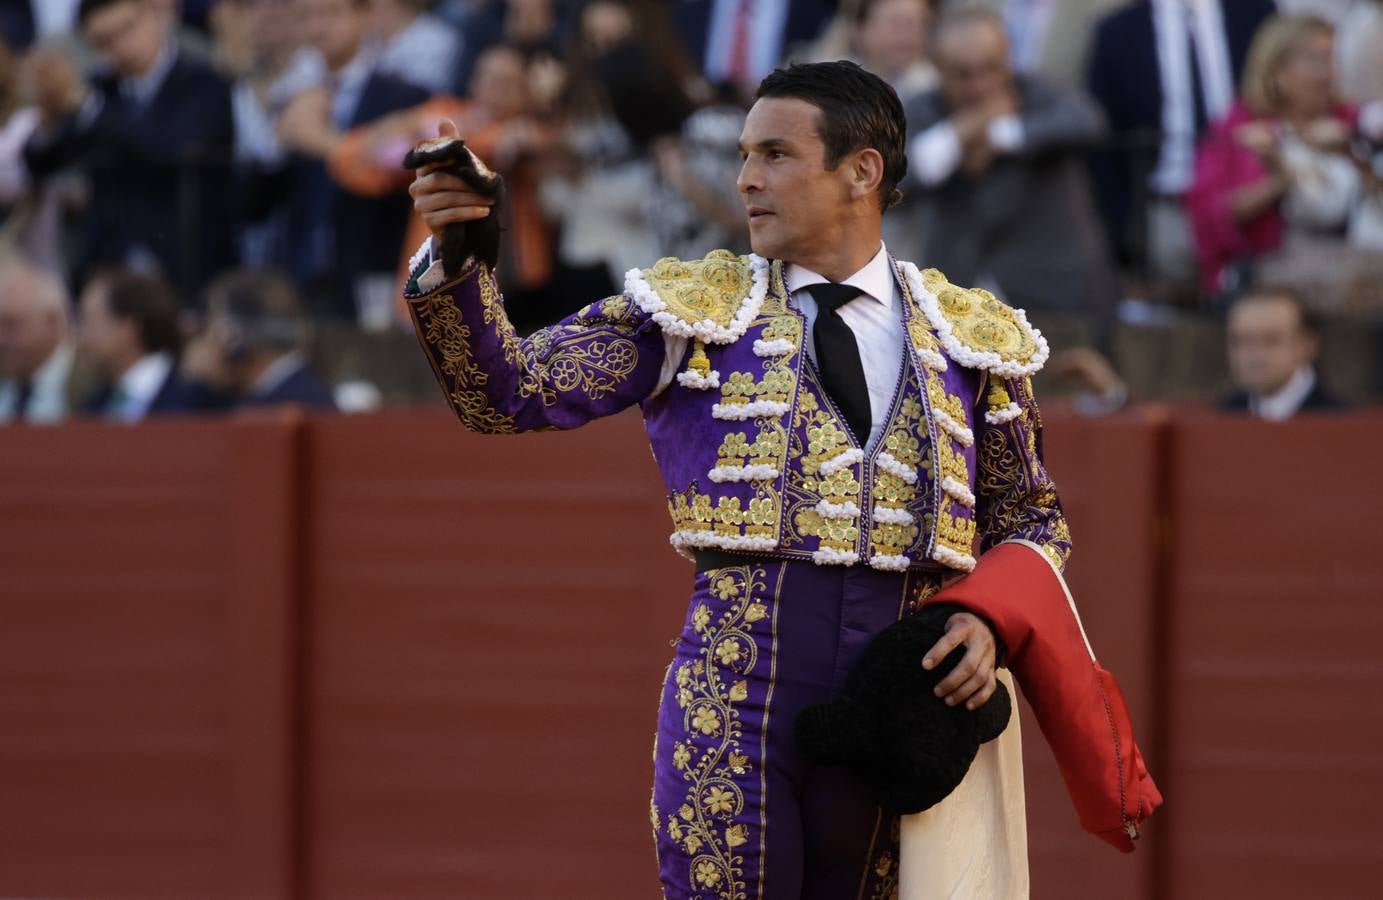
[251,352,306,398]
[783,243,895,311]
[1252,366,1317,422]
[122,41,177,107]
[118,351,174,407]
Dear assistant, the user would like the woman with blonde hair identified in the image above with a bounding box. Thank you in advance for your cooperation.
[1186,14,1360,296]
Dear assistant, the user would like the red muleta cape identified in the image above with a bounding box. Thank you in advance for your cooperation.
[927,540,1163,852]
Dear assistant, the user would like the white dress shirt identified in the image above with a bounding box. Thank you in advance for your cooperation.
[110,351,173,423]
[0,341,74,425]
[1251,366,1319,422]
[1150,0,1235,195]
[909,115,1025,187]
[704,0,792,84]
[33,0,81,39]
[656,243,906,451]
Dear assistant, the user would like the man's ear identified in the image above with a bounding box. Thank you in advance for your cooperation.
[848,147,885,203]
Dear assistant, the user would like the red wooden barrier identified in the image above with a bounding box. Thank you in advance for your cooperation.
[1162,412,1383,899]
[1027,410,1167,900]
[298,410,685,900]
[0,417,299,900]
[4,408,1382,900]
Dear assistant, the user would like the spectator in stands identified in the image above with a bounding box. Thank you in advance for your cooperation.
[904,8,1118,344]
[539,1,695,304]
[182,268,336,409]
[673,0,835,97]
[0,260,75,424]
[993,0,1124,89]
[23,0,238,301]
[0,35,64,277]
[852,0,936,106]
[834,0,937,266]
[1086,0,1275,295]
[649,92,750,266]
[269,0,427,325]
[1337,0,1383,104]
[438,0,570,99]
[1221,284,1343,418]
[76,269,213,421]
[1186,15,1360,298]
[369,0,463,95]
[329,43,556,332]
[0,1,82,50]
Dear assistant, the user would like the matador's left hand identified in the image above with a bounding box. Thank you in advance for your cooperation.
[921,612,998,711]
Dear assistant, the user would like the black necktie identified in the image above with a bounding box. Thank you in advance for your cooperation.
[14,377,33,419]
[806,283,871,444]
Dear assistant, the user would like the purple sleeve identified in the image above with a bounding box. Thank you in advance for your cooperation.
[974,376,1073,571]
[405,260,668,433]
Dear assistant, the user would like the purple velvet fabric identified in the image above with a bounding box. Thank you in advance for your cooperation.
[405,258,1071,573]
[650,558,946,899]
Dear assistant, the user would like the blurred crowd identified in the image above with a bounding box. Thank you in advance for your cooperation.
[0,0,1381,427]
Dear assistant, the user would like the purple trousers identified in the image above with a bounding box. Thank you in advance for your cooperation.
[650,559,945,900]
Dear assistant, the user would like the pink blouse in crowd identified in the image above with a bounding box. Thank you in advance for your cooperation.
[1186,101,1357,294]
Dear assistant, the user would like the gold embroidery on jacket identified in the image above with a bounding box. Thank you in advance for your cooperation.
[976,377,1072,570]
[869,394,929,561]
[410,287,519,434]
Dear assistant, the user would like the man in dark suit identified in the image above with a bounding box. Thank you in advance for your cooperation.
[672,0,836,92]
[181,268,336,411]
[903,8,1118,344]
[76,269,214,422]
[23,0,236,302]
[1220,285,1344,420]
[1085,0,1274,287]
[268,0,428,324]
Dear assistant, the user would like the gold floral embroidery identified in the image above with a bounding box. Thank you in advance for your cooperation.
[642,250,755,330]
[664,566,767,900]
[926,377,968,428]
[780,381,865,553]
[918,269,1043,369]
[410,288,519,434]
[976,379,1072,570]
[924,362,978,566]
[714,425,787,469]
[717,370,795,407]
[411,265,650,432]
[866,817,903,900]
[869,389,930,560]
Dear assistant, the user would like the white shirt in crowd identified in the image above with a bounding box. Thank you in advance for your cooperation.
[109,351,173,423]
[1150,0,1235,196]
[0,342,74,425]
[33,0,81,39]
[1251,366,1320,422]
[703,0,791,85]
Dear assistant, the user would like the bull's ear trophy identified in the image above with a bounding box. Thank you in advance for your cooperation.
[402,136,506,279]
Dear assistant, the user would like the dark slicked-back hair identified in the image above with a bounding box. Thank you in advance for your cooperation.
[1233,283,1321,336]
[756,61,908,211]
[98,270,182,356]
[79,0,140,26]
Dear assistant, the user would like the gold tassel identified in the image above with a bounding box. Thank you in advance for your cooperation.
[688,339,711,377]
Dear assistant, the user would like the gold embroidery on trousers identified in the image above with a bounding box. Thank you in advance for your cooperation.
[665,566,768,900]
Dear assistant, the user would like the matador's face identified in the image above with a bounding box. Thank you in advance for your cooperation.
[736,97,857,267]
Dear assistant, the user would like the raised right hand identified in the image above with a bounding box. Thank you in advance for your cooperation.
[407,120,497,243]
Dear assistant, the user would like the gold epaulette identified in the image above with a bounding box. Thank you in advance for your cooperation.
[911,267,1049,377]
[625,249,769,345]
